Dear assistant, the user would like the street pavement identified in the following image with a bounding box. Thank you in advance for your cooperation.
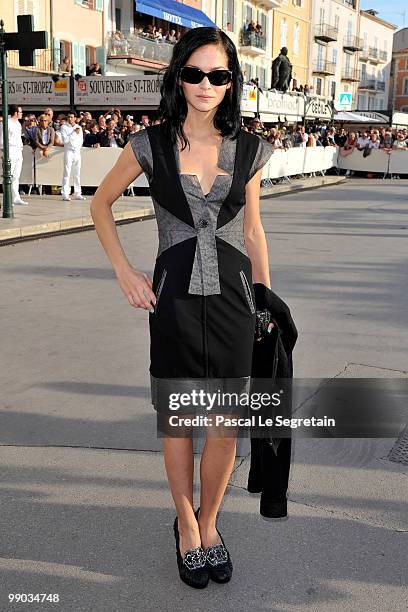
[0,176,343,243]
[0,179,407,611]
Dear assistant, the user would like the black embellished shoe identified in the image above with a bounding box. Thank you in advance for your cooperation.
[195,508,233,584]
[173,516,209,589]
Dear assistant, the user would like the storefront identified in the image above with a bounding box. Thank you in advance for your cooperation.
[134,0,216,29]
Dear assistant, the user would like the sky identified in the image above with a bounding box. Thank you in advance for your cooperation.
[360,0,407,30]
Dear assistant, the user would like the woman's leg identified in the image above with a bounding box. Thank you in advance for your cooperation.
[163,436,201,555]
[198,435,237,548]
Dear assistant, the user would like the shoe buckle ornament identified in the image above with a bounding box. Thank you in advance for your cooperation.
[205,544,228,567]
[183,546,206,570]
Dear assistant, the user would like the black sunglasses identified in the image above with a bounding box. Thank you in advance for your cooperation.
[180,66,232,86]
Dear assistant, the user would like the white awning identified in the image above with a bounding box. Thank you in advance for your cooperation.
[333,111,383,123]
[259,113,280,123]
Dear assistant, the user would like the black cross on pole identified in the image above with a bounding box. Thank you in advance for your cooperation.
[1,15,48,218]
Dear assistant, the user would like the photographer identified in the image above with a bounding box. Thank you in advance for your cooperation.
[99,119,124,148]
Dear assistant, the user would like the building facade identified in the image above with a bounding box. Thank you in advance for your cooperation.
[357,9,395,111]
[309,0,363,109]
[390,27,408,112]
[203,0,281,90]
[3,0,105,78]
[271,0,311,88]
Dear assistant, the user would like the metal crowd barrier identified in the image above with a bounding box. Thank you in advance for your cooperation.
[2,145,405,193]
[336,147,408,177]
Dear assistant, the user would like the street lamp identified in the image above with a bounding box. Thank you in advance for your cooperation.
[0,15,47,218]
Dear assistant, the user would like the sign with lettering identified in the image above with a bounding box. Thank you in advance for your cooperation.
[305,96,332,120]
[0,76,70,105]
[259,90,305,118]
[74,75,162,106]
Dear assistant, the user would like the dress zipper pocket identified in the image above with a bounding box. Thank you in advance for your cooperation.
[153,268,167,314]
[239,270,256,314]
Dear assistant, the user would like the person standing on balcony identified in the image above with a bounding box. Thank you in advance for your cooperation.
[59,111,86,201]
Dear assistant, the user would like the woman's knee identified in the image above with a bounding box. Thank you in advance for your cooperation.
[205,435,237,451]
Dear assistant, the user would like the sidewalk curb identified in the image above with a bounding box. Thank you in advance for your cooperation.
[261,175,346,198]
[0,176,344,245]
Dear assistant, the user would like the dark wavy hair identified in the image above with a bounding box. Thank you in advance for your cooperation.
[156,27,243,149]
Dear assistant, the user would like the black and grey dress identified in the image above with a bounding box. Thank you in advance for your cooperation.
[129,124,273,414]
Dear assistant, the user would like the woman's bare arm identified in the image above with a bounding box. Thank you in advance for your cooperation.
[243,169,271,288]
[90,141,156,311]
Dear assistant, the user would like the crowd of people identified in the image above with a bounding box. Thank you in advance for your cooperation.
[1,105,407,207]
[245,118,408,153]
[107,25,182,56]
[14,107,160,152]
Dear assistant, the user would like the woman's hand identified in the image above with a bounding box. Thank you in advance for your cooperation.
[115,265,156,312]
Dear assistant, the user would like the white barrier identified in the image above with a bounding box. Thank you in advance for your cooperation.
[262,148,287,179]
[336,148,389,173]
[389,150,408,175]
[324,146,338,171]
[336,147,408,174]
[262,146,337,179]
[2,144,406,189]
[3,145,336,187]
[20,147,35,184]
[1,145,148,188]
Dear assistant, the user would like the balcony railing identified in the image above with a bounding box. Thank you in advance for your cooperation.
[106,32,175,64]
[379,50,387,62]
[376,80,386,91]
[343,35,364,51]
[314,24,338,43]
[369,47,379,62]
[80,0,96,8]
[358,78,376,90]
[259,0,283,8]
[342,68,361,82]
[312,61,336,75]
[239,30,267,52]
[7,48,55,72]
[359,46,369,60]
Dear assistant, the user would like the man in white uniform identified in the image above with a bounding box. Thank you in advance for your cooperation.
[59,111,86,201]
[0,105,29,206]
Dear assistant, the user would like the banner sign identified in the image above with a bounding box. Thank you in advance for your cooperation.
[259,90,305,118]
[241,84,257,113]
[74,75,162,106]
[305,96,333,120]
[0,76,70,105]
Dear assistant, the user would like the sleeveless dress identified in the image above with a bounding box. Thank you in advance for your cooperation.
[129,124,273,414]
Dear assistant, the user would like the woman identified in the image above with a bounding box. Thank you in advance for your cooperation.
[306,132,316,147]
[90,27,273,589]
[345,131,357,149]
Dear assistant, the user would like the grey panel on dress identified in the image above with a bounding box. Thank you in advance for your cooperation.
[135,131,251,296]
[152,196,197,257]
[247,136,274,182]
[128,129,153,182]
[173,136,242,296]
[215,206,248,256]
